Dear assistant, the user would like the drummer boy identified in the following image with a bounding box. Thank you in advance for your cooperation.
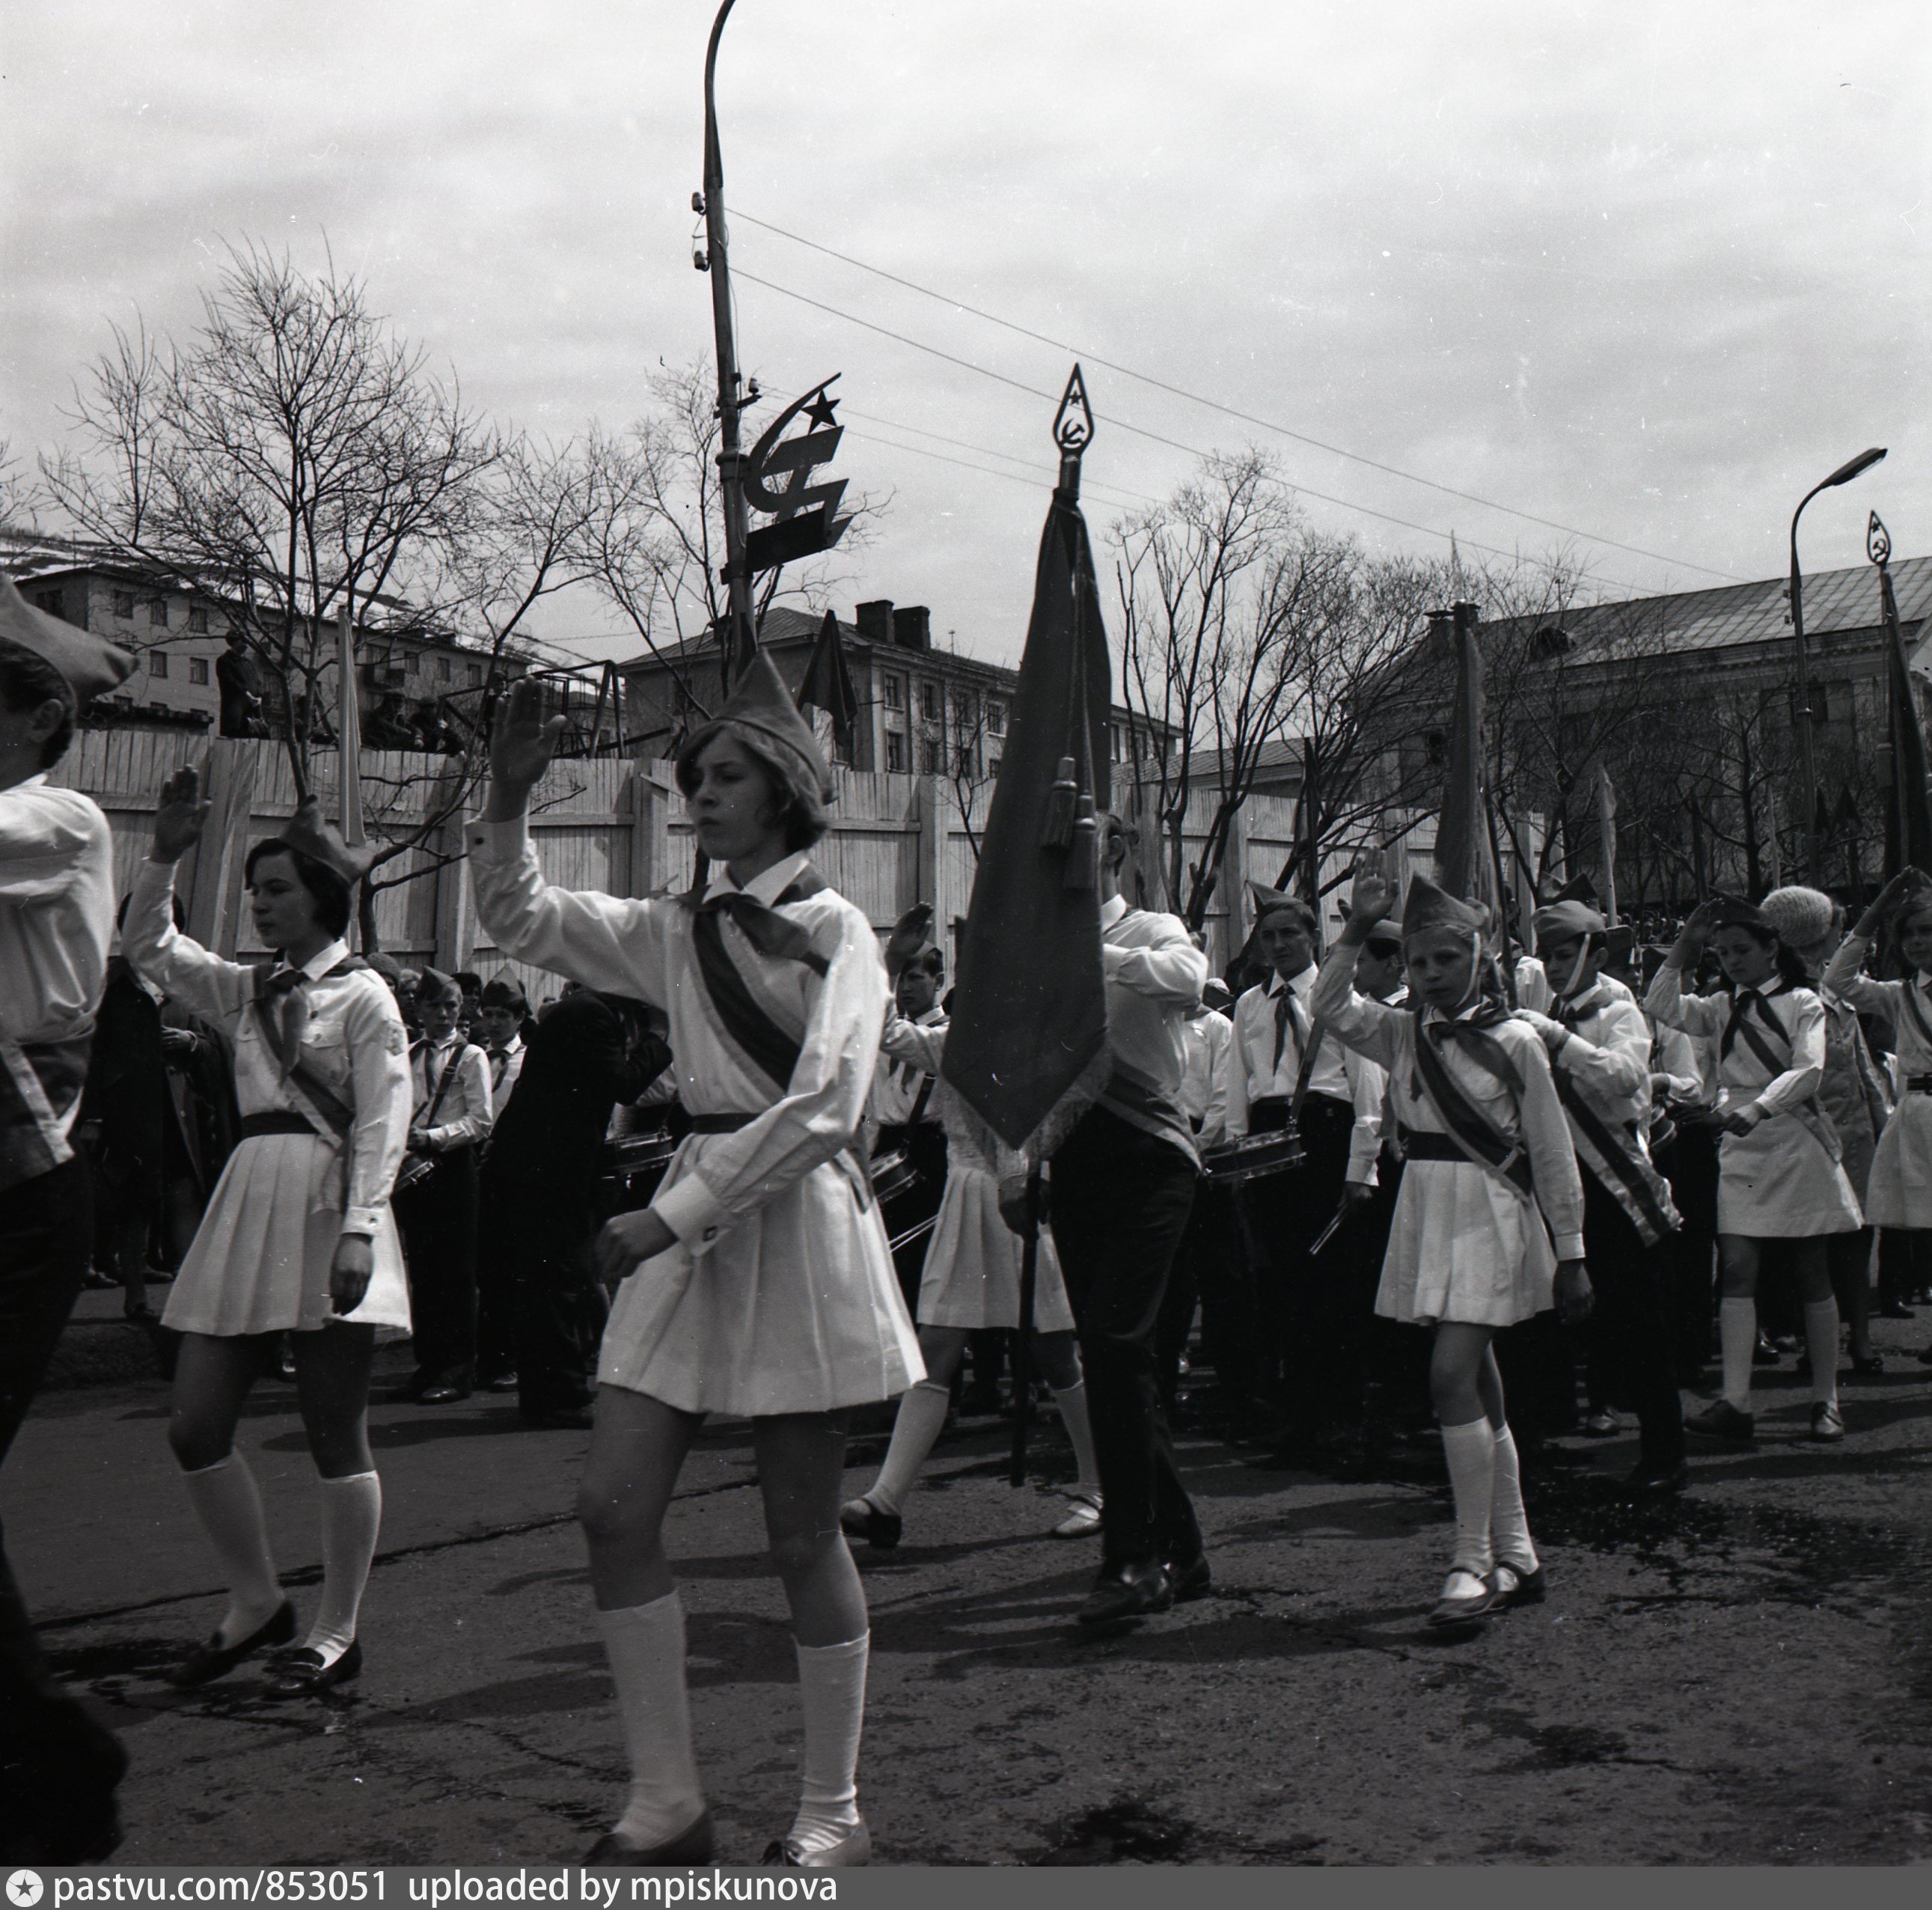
[1227,888,1387,1462]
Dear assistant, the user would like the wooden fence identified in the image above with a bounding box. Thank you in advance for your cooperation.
[54,730,1490,1001]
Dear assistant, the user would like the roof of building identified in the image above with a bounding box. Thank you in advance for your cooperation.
[1508,552,1932,660]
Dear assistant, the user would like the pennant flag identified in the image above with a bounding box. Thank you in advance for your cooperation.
[1595,759,1618,925]
[798,608,860,762]
[943,378,1113,1155]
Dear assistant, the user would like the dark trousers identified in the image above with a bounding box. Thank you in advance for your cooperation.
[0,1156,125,1854]
[478,1174,607,1418]
[1184,1178,1258,1415]
[1050,1108,1202,1570]
[1579,1175,1686,1471]
[1658,1122,1721,1376]
[1877,1226,1929,1311]
[395,1145,479,1387]
[1242,1095,1364,1442]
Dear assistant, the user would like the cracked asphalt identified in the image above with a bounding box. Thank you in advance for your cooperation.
[13,1322,1932,1867]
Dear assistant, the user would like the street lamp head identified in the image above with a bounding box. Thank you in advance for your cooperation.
[1825,447,1887,488]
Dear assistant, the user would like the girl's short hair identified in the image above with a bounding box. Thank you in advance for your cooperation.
[243,837,352,939]
[674,721,829,853]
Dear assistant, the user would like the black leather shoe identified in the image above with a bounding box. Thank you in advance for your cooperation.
[262,1638,362,1697]
[584,1808,715,1866]
[838,1497,902,1551]
[1167,1553,1213,1603]
[168,1598,296,1688]
[1620,1460,1690,1501]
[1687,1398,1755,1445]
[482,1371,521,1394]
[1877,1299,1916,1319]
[1078,1557,1173,1626]
[419,1383,471,1406]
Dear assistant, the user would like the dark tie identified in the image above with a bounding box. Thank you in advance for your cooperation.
[1272,986,1308,1077]
[680,889,825,971]
[1556,994,1586,1032]
[257,966,308,1078]
[1720,989,1766,1060]
[490,1049,508,1090]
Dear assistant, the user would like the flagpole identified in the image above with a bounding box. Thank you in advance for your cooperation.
[336,604,365,849]
[699,0,756,686]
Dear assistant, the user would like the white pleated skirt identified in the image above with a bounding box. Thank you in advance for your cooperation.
[161,1132,412,1337]
[1716,1114,1862,1237]
[1864,1095,1932,1230]
[599,1136,923,1417]
[917,1164,1075,1331]
[1375,1159,1556,1328]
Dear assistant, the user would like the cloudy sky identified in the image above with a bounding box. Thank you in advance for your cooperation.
[6,1,1928,667]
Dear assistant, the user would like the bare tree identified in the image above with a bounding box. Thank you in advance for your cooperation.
[42,241,500,790]
[1113,451,1324,930]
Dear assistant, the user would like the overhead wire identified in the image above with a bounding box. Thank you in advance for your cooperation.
[735,210,1746,585]
[733,267,1658,594]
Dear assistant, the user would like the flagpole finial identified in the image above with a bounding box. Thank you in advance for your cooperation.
[1868,510,1892,568]
[1054,364,1094,497]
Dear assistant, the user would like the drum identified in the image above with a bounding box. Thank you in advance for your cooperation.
[595,1133,679,1220]
[1202,1127,1306,1186]
[869,1147,940,1254]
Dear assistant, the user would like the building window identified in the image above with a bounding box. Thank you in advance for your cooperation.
[113,591,134,620]
[884,730,908,773]
[987,749,1002,778]
[148,600,168,628]
[951,692,974,733]
[189,605,209,634]
[1425,729,1446,767]
[986,698,1006,736]
[1109,723,1124,763]
[189,657,210,685]
[32,588,64,621]
[920,735,941,774]
[436,656,452,682]
[467,663,483,688]
[148,651,169,678]
[920,681,941,721]
[881,674,904,712]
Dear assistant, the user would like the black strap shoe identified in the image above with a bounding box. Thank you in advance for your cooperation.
[1167,1552,1213,1603]
[167,1599,296,1688]
[262,1637,363,1698]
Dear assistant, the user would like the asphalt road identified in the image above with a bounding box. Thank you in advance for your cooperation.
[13,1322,1932,1867]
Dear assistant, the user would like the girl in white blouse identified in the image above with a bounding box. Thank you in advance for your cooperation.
[1645,895,1862,1447]
[469,663,918,1869]
[126,775,413,1699]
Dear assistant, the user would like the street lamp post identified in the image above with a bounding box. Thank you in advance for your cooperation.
[1790,445,1887,881]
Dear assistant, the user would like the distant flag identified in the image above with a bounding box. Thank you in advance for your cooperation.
[1597,758,1619,925]
[1873,512,1932,879]
[1431,602,1491,905]
[944,367,1112,1158]
[798,608,860,763]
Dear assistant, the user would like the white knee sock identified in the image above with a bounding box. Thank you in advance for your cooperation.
[1489,1424,1537,1574]
[788,1633,867,1857]
[1440,1418,1496,1575]
[1051,1380,1102,1498]
[305,1471,381,1665]
[1719,1297,1757,1409]
[1803,1299,1841,1407]
[179,1453,282,1645]
[599,1592,705,1848]
[865,1381,950,1516]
